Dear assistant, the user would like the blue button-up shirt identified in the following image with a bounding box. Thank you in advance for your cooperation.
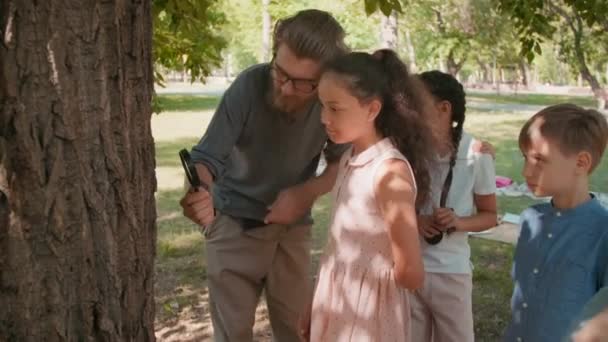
[504,197,608,342]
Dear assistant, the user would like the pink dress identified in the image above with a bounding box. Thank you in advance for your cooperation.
[310,138,415,342]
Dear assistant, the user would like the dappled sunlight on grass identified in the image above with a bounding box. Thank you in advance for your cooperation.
[152,94,607,340]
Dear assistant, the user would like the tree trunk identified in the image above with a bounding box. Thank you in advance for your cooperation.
[476,59,491,84]
[446,48,465,76]
[404,28,417,73]
[261,0,272,62]
[380,11,399,50]
[570,18,608,109]
[550,1,608,109]
[0,1,157,341]
[580,69,608,110]
[518,60,531,89]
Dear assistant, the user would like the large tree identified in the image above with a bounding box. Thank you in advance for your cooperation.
[499,0,608,108]
[0,0,156,340]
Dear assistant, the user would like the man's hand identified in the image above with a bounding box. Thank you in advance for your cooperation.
[264,185,315,225]
[180,187,215,226]
[298,303,312,342]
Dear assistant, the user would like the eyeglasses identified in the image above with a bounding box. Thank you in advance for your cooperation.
[270,58,318,94]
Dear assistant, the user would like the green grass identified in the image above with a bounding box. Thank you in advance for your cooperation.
[152,93,607,338]
[468,91,597,108]
[465,109,608,215]
[470,238,514,341]
[155,137,200,168]
[157,94,220,112]
[154,189,515,340]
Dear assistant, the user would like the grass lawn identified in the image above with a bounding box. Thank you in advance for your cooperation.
[157,94,221,112]
[153,93,608,340]
[468,91,597,108]
[154,191,514,341]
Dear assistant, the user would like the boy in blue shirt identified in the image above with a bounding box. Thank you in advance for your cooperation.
[504,104,608,342]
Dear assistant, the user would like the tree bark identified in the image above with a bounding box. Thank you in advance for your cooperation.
[0,0,157,341]
[380,11,399,50]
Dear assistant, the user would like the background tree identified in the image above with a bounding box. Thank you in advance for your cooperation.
[1,0,156,340]
[380,11,399,50]
[499,0,608,108]
[153,0,226,85]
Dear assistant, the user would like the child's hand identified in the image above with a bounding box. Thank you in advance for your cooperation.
[418,215,444,238]
[298,304,312,342]
[433,208,461,232]
[265,184,314,225]
[473,140,496,159]
[572,309,608,342]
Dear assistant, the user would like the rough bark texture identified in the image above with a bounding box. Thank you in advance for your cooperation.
[0,0,157,341]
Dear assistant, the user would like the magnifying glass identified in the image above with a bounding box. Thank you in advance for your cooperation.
[179,149,209,192]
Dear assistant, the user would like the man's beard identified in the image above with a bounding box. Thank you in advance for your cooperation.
[267,83,314,118]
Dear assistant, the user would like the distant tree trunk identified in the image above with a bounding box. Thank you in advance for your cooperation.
[476,58,491,84]
[0,0,157,340]
[404,28,417,73]
[380,11,399,50]
[261,0,272,62]
[518,60,531,88]
[446,48,465,76]
[550,1,608,109]
[433,8,465,76]
[224,52,234,81]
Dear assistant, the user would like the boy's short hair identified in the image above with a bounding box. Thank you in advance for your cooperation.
[519,103,608,172]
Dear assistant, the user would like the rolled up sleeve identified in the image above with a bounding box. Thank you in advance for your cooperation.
[190,76,250,179]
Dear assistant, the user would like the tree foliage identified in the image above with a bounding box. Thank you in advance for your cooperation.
[153,0,226,85]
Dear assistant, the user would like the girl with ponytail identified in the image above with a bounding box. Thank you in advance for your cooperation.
[411,70,498,342]
[300,49,434,341]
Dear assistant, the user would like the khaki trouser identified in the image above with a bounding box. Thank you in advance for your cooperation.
[204,213,311,342]
[409,272,474,342]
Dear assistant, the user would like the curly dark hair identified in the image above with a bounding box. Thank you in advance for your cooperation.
[323,49,436,207]
[419,70,466,174]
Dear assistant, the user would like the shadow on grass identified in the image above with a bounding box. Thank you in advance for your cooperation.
[155,189,209,340]
[153,188,520,340]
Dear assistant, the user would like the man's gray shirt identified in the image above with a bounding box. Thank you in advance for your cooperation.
[191,64,345,224]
